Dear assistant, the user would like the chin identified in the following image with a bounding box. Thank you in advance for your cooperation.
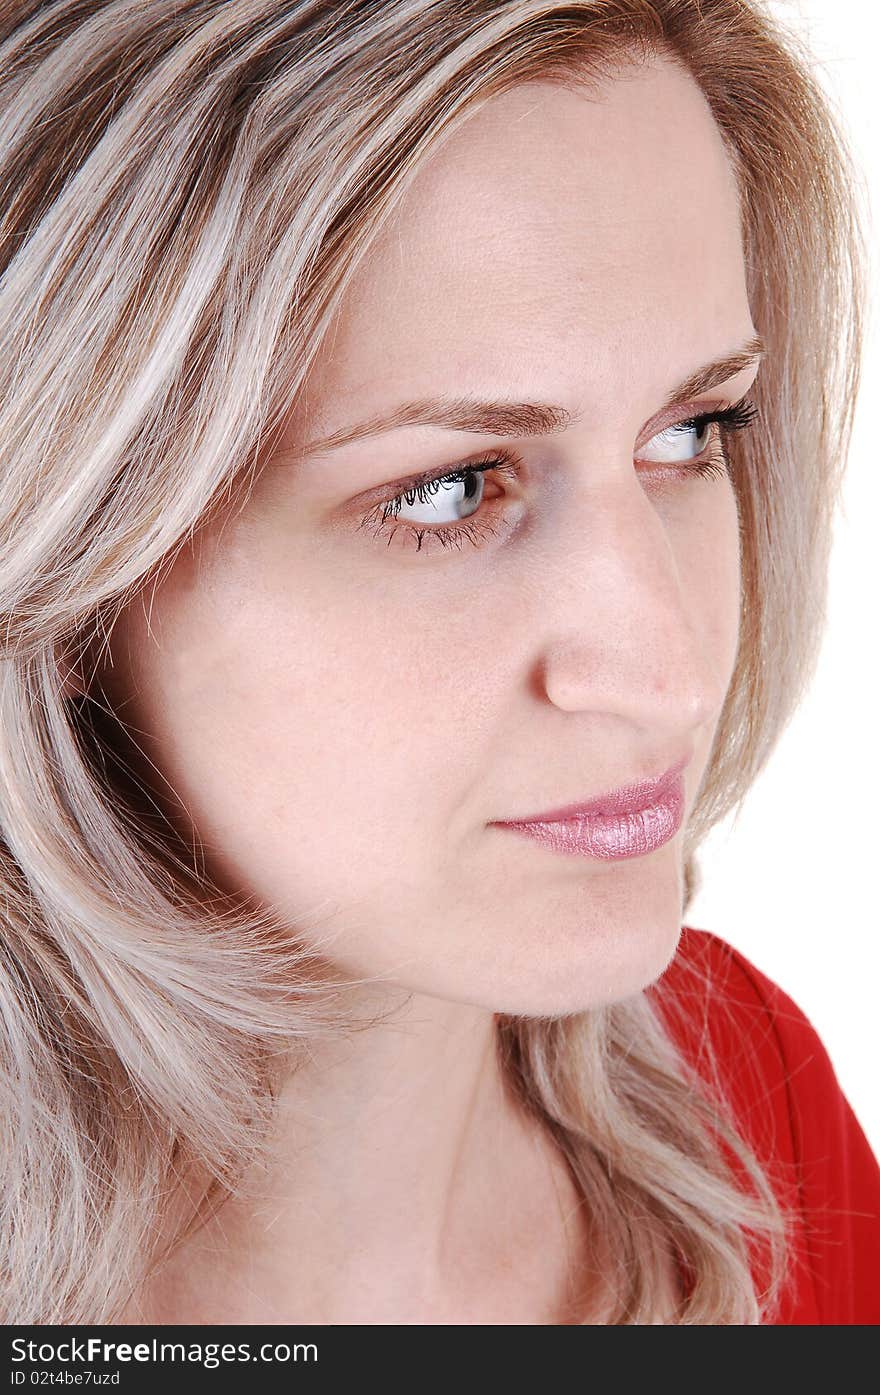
[474,859,687,1016]
[415,908,686,1019]
[508,936,682,1017]
[322,856,687,1019]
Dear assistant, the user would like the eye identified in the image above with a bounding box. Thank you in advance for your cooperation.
[639,398,759,465]
[356,451,525,555]
[380,459,496,526]
[640,418,714,463]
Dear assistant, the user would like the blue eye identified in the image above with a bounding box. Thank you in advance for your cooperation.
[381,458,502,525]
[357,453,524,554]
[641,418,714,463]
[640,399,759,466]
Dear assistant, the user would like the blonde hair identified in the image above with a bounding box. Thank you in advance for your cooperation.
[0,0,865,1323]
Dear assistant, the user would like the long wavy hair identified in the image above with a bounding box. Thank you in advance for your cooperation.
[0,0,865,1323]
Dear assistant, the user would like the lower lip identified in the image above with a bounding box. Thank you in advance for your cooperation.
[493,777,685,861]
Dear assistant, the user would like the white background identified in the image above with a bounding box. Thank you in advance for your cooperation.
[689,0,879,1155]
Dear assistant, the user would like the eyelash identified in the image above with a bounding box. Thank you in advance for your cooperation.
[357,397,759,555]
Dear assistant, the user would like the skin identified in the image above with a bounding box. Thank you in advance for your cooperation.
[91,55,761,1322]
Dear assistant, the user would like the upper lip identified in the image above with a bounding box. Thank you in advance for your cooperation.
[494,754,689,824]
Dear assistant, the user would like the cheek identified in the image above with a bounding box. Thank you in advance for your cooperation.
[120,557,482,918]
[667,476,741,683]
[704,480,741,673]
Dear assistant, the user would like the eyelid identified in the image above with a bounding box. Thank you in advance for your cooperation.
[641,371,764,440]
[358,449,508,508]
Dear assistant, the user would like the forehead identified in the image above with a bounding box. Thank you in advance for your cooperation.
[299,57,749,428]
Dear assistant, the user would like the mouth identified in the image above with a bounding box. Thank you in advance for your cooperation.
[490,758,687,861]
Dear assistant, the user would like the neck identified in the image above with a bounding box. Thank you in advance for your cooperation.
[123,986,595,1323]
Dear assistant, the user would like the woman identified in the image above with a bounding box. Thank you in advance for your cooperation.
[0,0,876,1325]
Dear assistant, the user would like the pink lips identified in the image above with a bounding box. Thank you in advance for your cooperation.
[491,757,688,861]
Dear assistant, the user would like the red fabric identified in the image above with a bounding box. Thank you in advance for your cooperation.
[648,925,880,1324]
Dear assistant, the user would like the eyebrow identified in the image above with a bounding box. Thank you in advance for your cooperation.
[298,334,766,455]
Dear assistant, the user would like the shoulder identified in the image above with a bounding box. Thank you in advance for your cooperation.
[648,925,880,1324]
[654,926,869,1143]
[652,924,828,1088]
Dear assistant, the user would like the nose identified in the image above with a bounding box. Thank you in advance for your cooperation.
[533,473,730,736]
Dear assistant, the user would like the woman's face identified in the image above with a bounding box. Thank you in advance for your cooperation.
[96,57,759,1014]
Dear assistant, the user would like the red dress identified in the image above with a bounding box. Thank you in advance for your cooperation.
[650,925,880,1324]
